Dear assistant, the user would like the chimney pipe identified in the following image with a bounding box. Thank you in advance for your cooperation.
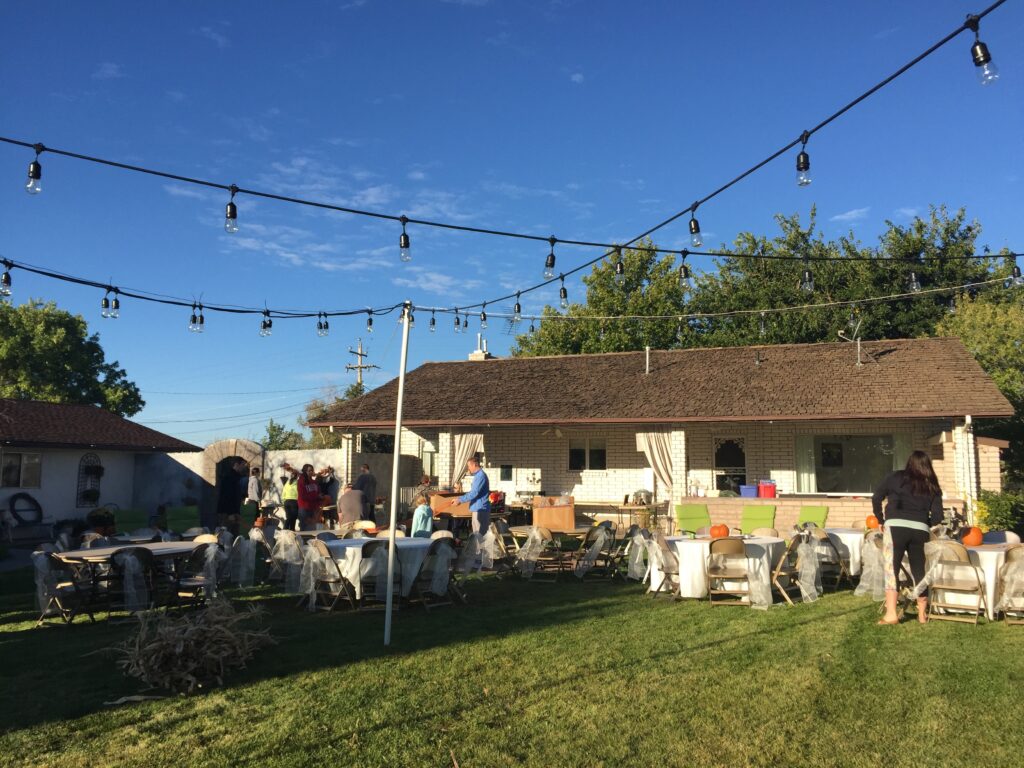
[645,346,650,375]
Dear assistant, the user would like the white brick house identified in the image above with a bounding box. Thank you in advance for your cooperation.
[310,338,1013,529]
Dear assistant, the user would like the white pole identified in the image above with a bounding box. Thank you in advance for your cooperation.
[384,302,412,647]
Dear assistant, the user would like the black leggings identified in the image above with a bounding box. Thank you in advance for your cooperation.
[283,500,299,531]
[890,526,929,590]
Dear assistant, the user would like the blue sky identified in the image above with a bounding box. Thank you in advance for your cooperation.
[1,0,1021,446]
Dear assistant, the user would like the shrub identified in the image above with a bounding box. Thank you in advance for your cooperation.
[976,490,1024,532]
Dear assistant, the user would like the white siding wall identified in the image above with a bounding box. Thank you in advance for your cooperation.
[1,448,137,523]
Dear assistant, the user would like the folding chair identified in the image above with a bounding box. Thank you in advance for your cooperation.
[996,544,1024,625]
[33,552,94,625]
[927,540,988,625]
[109,547,155,613]
[306,539,356,612]
[358,539,402,610]
[771,535,804,606]
[410,538,458,610]
[675,503,711,536]
[649,531,680,598]
[431,530,454,540]
[750,527,779,538]
[807,527,852,589]
[707,537,750,606]
[605,523,639,580]
[173,543,216,609]
[316,532,339,542]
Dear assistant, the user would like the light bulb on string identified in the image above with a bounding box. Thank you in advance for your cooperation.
[688,206,703,248]
[559,276,568,309]
[947,295,958,315]
[614,248,625,287]
[513,293,522,322]
[907,271,922,293]
[259,309,272,337]
[25,144,43,195]
[848,304,860,329]
[100,292,110,318]
[109,291,120,320]
[966,15,999,86]
[480,303,488,330]
[1,261,13,298]
[224,185,239,233]
[454,309,461,333]
[799,259,815,293]
[1011,259,1024,287]
[408,309,415,328]
[188,303,198,332]
[366,311,374,333]
[528,321,536,335]
[543,236,557,280]
[316,312,330,337]
[463,313,470,333]
[678,250,694,292]
[429,311,436,332]
[795,130,812,187]
[399,215,411,262]
[759,311,767,338]
[676,318,684,344]
[196,304,205,333]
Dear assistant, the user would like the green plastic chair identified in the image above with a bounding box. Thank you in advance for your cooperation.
[675,503,711,534]
[738,505,776,535]
[798,505,829,527]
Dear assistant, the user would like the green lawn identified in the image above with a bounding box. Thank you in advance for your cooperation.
[1,567,1021,768]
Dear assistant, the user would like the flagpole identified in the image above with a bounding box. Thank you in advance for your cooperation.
[384,301,412,646]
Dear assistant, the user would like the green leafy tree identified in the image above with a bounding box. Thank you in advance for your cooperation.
[261,418,305,450]
[0,300,143,416]
[937,293,1024,486]
[302,382,369,448]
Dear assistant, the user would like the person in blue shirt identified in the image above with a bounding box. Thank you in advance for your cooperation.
[410,494,433,538]
[458,456,491,535]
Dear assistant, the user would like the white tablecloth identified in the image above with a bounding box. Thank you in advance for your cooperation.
[324,538,432,599]
[650,536,786,606]
[824,528,864,576]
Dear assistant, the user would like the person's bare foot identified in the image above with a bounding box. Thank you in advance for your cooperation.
[877,617,900,625]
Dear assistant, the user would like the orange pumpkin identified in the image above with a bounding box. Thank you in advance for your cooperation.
[865,515,880,530]
[709,523,729,539]
[962,526,983,546]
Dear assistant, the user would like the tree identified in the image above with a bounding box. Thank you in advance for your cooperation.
[261,418,304,450]
[302,382,369,448]
[937,293,1024,487]
[0,300,144,416]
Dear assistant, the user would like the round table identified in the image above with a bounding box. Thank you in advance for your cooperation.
[650,536,786,607]
[322,537,433,599]
[824,528,865,576]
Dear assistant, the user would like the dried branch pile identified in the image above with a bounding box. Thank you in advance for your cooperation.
[113,599,275,695]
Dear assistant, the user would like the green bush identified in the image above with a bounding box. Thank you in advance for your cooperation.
[977,490,1024,532]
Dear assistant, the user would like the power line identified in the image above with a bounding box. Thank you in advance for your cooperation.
[139,398,315,424]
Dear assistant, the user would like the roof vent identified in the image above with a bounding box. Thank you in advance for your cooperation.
[468,332,495,361]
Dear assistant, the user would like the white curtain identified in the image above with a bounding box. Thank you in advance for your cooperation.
[451,433,484,487]
[892,433,912,471]
[795,435,816,493]
[636,430,673,498]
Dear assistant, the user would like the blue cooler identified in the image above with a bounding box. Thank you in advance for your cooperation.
[739,485,758,498]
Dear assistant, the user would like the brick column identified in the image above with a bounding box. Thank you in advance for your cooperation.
[669,425,687,508]
[437,430,453,488]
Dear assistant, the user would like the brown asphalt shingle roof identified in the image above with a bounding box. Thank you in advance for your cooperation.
[309,338,1014,428]
[0,399,201,452]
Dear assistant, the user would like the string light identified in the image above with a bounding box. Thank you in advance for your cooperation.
[800,257,815,293]
[759,311,767,338]
[678,251,694,292]
[259,309,272,337]
[688,206,703,248]
[316,311,330,337]
[408,308,415,328]
[463,312,470,332]
[429,310,436,332]
[224,185,239,234]
[528,320,536,334]
[25,144,43,195]
[796,131,812,187]
[188,303,199,332]
[366,311,374,333]
[614,248,625,287]
[110,290,120,319]
[847,303,860,329]
[947,295,958,314]
[1010,258,1024,287]
[513,293,522,322]
[966,14,999,86]
[454,309,461,333]
[399,215,411,262]
[196,303,205,332]
[480,303,488,330]
[544,236,557,280]
[100,291,111,318]
[907,271,923,293]
[559,276,568,309]
[1,260,12,298]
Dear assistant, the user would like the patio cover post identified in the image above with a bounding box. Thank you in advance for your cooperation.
[384,301,412,647]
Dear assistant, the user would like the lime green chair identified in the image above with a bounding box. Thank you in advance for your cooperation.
[798,505,829,527]
[166,505,201,531]
[737,505,776,535]
[675,503,711,534]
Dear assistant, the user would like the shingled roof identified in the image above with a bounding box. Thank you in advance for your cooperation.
[309,338,1013,429]
[0,399,201,452]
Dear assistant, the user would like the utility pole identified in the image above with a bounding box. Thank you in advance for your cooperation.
[346,338,380,387]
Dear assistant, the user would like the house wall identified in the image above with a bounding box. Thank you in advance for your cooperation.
[978,442,1002,493]
[1,448,137,523]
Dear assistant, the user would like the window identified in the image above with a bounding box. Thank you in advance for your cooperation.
[77,453,103,507]
[796,434,910,493]
[1,452,41,488]
[568,438,607,471]
[713,437,746,494]
[419,439,437,479]
[500,464,513,482]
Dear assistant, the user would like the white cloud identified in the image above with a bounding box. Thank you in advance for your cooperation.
[242,119,273,142]
[893,207,920,219]
[92,62,124,80]
[197,26,230,49]
[163,184,211,201]
[569,72,584,84]
[407,170,427,181]
[829,207,871,223]
[165,90,186,103]
[392,267,484,295]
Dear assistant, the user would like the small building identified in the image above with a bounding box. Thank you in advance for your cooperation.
[309,337,1013,529]
[0,398,200,534]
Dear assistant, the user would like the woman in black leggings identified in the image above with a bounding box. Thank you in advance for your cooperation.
[871,450,944,624]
